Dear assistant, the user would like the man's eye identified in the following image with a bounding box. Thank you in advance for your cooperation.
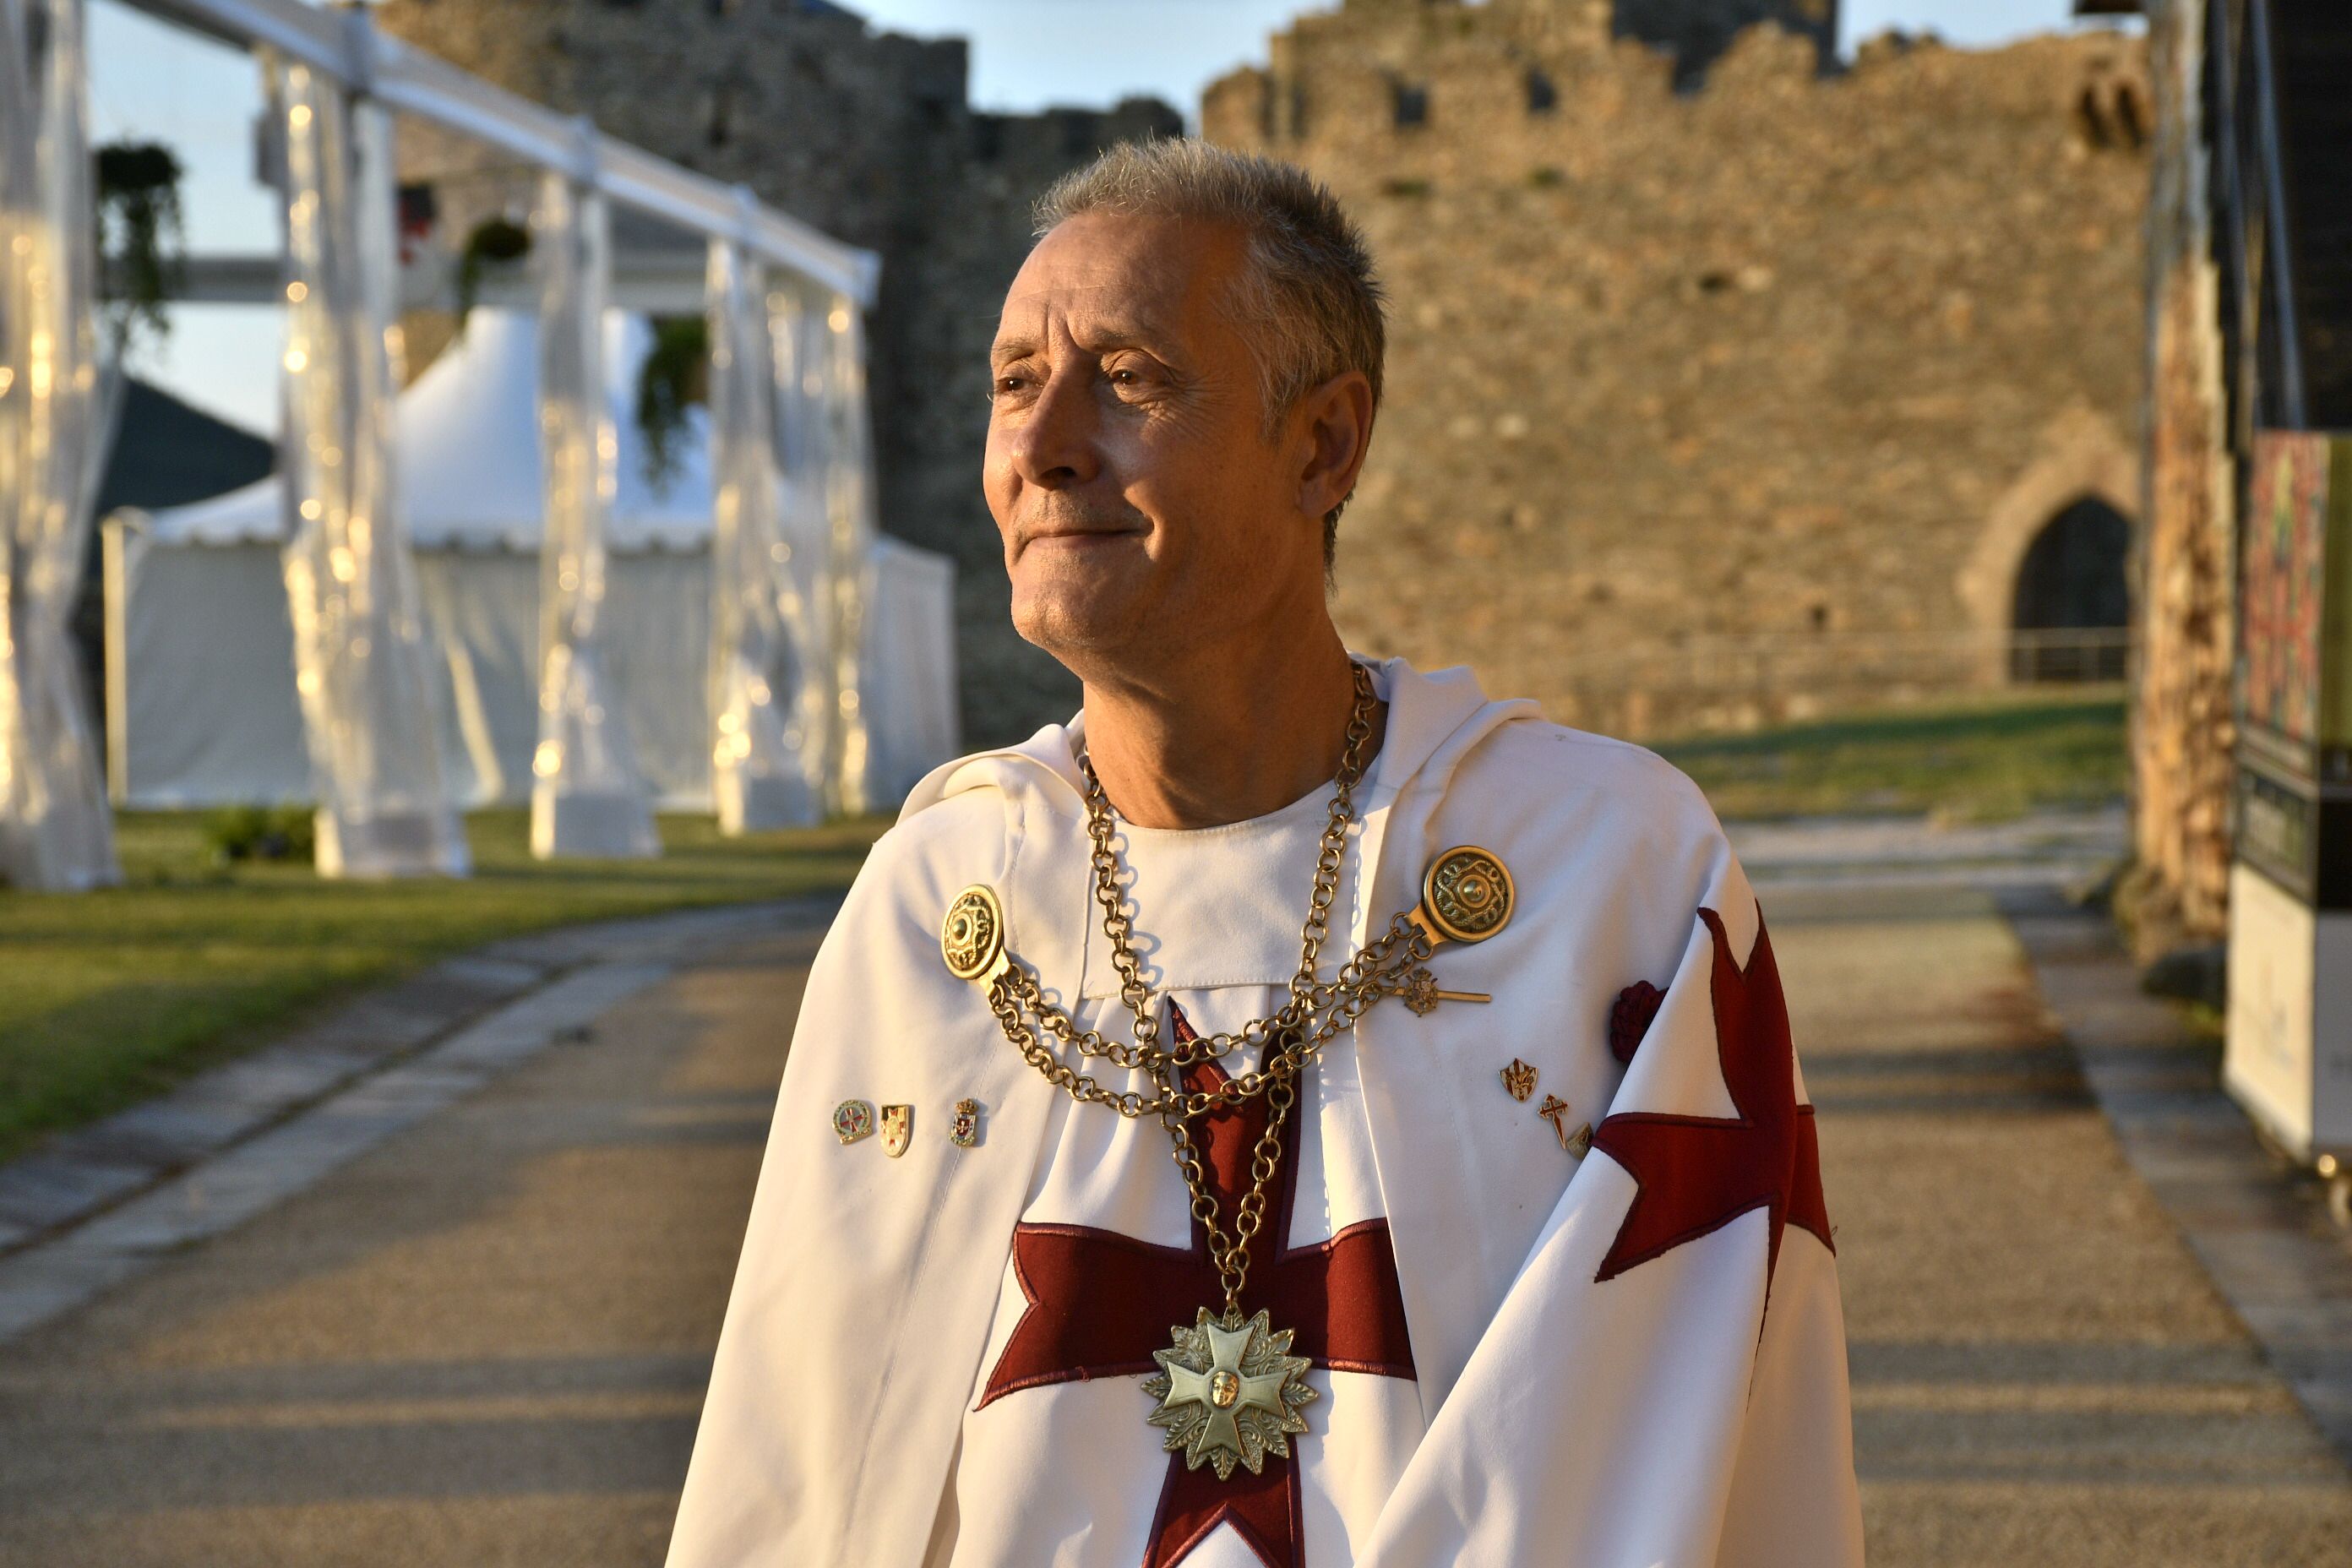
[991,373,1031,400]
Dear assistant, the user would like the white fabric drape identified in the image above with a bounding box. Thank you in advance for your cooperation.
[819,293,878,816]
[112,297,961,815]
[0,0,117,890]
[272,57,466,879]
[706,235,822,830]
[770,287,840,808]
[530,167,656,858]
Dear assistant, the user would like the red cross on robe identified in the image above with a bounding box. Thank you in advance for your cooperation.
[976,1003,1416,1568]
[1590,906,1833,1302]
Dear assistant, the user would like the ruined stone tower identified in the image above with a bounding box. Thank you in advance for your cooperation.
[1221,0,1838,143]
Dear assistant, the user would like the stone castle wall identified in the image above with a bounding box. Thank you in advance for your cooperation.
[379,0,2149,744]
[1206,0,2151,735]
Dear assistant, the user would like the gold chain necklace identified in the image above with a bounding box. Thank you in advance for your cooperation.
[939,664,1517,1481]
[1083,662,1377,1057]
[1082,662,1376,1326]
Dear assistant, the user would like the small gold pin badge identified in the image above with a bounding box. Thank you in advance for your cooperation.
[833,1099,874,1145]
[950,1098,981,1148]
[1501,1059,1538,1102]
[880,1104,913,1158]
[1395,968,1491,1015]
[1537,1097,1594,1157]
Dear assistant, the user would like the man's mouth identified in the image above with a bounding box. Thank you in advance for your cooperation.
[1022,523,1146,549]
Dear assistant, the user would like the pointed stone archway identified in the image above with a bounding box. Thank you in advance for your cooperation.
[2010,496,2133,680]
[1956,409,2139,684]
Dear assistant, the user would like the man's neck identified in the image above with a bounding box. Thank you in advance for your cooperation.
[1078,625,1380,830]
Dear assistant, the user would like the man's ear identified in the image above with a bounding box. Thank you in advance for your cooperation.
[1294,370,1376,522]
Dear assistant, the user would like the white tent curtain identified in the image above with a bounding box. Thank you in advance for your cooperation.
[0,0,117,891]
[272,56,467,879]
[531,166,656,858]
[110,528,958,809]
[771,286,841,807]
[706,232,822,830]
[819,294,879,816]
[110,306,961,817]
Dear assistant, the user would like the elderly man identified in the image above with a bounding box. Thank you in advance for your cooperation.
[667,139,1863,1567]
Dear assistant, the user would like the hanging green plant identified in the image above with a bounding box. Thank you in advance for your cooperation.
[452,216,706,483]
[454,215,532,329]
[635,313,709,485]
[94,139,184,357]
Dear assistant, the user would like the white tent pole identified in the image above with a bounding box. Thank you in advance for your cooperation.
[706,197,823,833]
[269,48,469,879]
[823,295,878,819]
[528,126,657,860]
[0,0,120,890]
[767,286,841,820]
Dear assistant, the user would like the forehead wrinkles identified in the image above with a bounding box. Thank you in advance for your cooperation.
[996,225,1248,357]
[994,282,1173,356]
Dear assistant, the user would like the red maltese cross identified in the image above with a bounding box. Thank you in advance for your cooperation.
[1591,906,1833,1300]
[977,1003,1415,1568]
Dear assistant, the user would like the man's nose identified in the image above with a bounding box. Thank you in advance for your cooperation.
[1006,367,1101,491]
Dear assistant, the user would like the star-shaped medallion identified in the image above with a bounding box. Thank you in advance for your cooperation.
[1143,1307,1317,1481]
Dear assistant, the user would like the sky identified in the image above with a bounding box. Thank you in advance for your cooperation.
[90,0,2137,436]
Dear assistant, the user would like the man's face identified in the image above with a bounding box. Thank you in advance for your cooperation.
[984,212,1322,674]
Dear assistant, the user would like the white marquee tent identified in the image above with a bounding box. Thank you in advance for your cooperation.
[105,309,958,813]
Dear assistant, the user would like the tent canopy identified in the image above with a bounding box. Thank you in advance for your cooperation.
[149,311,713,553]
[112,308,961,814]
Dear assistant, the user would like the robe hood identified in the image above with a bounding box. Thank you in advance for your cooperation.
[901,656,1523,825]
[895,656,1542,982]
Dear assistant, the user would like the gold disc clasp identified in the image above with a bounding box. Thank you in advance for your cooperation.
[941,885,1010,984]
[1410,846,1516,946]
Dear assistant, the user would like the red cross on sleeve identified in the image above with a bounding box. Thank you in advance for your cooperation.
[1591,906,1833,1303]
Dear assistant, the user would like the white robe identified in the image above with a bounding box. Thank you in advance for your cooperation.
[667,656,1865,1567]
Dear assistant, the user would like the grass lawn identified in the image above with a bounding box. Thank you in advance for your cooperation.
[1656,689,2128,823]
[0,809,881,1164]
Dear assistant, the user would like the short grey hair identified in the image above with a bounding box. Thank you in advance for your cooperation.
[1033,138,1386,566]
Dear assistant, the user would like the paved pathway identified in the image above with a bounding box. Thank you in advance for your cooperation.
[1774,879,2352,1564]
[0,912,825,1566]
[1,821,2349,1564]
